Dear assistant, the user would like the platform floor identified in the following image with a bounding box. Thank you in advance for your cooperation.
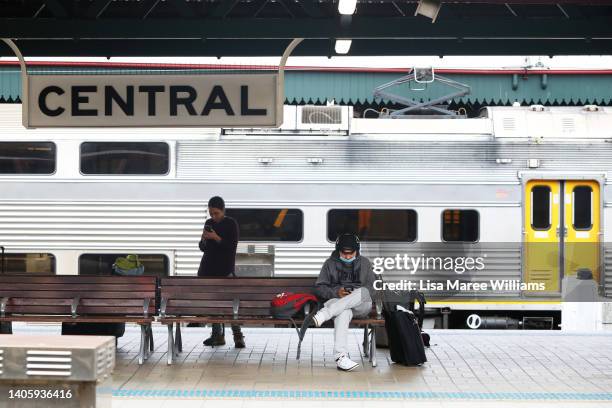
[8,323,612,407]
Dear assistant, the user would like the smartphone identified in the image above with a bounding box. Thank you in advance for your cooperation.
[205,225,213,232]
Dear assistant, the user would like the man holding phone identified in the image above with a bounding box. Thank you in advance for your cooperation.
[197,196,245,348]
[304,233,377,372]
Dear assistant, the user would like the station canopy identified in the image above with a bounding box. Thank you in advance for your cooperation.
[1,62,611,112]
[1,0,612,57]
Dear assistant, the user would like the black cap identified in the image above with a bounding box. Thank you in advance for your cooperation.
[337,234,360,252]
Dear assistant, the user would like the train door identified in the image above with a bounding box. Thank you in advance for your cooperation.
[524,180,600,294]
[563,181,600,280]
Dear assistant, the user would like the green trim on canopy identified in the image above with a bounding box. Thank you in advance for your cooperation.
[1,67,611,106]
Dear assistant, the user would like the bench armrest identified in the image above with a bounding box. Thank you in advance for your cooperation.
[1,297,9,317]
[71,297,80,318]
[143,298,151,318]
[160,297,168,318]
[232,298,239,319]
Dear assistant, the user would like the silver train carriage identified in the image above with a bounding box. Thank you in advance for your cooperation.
[1,103,611,328]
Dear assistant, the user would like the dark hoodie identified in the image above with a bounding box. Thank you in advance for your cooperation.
[314,250,377,301]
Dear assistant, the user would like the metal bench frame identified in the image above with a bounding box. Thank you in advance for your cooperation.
[158,277,383,367]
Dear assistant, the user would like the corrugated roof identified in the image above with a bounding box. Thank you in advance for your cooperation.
[1,62,611,106]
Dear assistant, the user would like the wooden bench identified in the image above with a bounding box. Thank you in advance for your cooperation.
[0,274,157,364]
[159,277,384,366]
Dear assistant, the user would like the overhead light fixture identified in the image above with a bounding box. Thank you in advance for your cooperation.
[338,0,357,15]
[335,39,352,54]
[415,0,442,22]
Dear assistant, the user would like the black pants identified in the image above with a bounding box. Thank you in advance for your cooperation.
[211,323,242,337]
[0,322,11,334]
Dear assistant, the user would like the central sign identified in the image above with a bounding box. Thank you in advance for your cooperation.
[26,74,278,127]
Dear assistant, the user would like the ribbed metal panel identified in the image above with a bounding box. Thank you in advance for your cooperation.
[175,250,201,276]
[0,201,268,275]
[0,199,284,277]
[0,200,266,276]
[177,139,612,182]
[0,200,205,275]
[0,201,204,246]
[604,246,612,297]
[274,245,334,276]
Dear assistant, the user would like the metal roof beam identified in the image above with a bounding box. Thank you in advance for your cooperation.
[43,0,69,18]
[85,0,113,19]
[171,0,198,18]
[141,0,163,20]
[1,17,610,39]
[298,0,327,18]
[2,38,610,57]
[209,0,241,18]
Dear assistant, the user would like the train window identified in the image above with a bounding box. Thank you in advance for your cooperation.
[573,186,592,230]
[0,142,55,174]
[442,210,479,242]
[531,186,551,230]
[224,209,303,241]
[78,254,169,278]
[1,253,56,274]
[327,209,417,242]
[80,142,169,175]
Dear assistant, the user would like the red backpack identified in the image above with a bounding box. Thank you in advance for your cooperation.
[270,292,319,319]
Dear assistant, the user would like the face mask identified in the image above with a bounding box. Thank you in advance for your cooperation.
[340,256,356,264]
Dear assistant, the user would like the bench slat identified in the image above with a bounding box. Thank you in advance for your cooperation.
[4,306,155,315]
[0,275,156,284]
[159,292,275,301]
[170,300,271,308]
[0,291,156,299]
[0,316,154,323]
[161,278,316,286]
[159,316,384,326]
[165,307,272,316]
[2,283,156,291]
[161,286,315,295]
[5,298,149,307]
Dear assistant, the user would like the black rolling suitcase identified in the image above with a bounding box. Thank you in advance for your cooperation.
[378,290,430,349]
[383,306,427,366]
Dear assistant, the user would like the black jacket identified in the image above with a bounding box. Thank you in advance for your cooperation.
[197,216,239,277]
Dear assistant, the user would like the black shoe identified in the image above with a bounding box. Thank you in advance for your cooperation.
[203,335,225,347]
[233,333,246,348]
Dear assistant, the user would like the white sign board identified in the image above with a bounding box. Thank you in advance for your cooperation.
[25,74,278,127]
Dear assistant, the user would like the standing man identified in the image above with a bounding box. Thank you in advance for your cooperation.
[302,233,377,371]
[198,196,245,348]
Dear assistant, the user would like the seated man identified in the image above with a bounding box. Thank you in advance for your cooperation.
[302,233,376,372]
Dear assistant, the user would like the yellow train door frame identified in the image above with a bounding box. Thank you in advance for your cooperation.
[523,179,601,295]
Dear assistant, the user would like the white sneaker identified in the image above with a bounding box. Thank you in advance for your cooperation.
[312,311,324,327]
[336,354,359,372]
